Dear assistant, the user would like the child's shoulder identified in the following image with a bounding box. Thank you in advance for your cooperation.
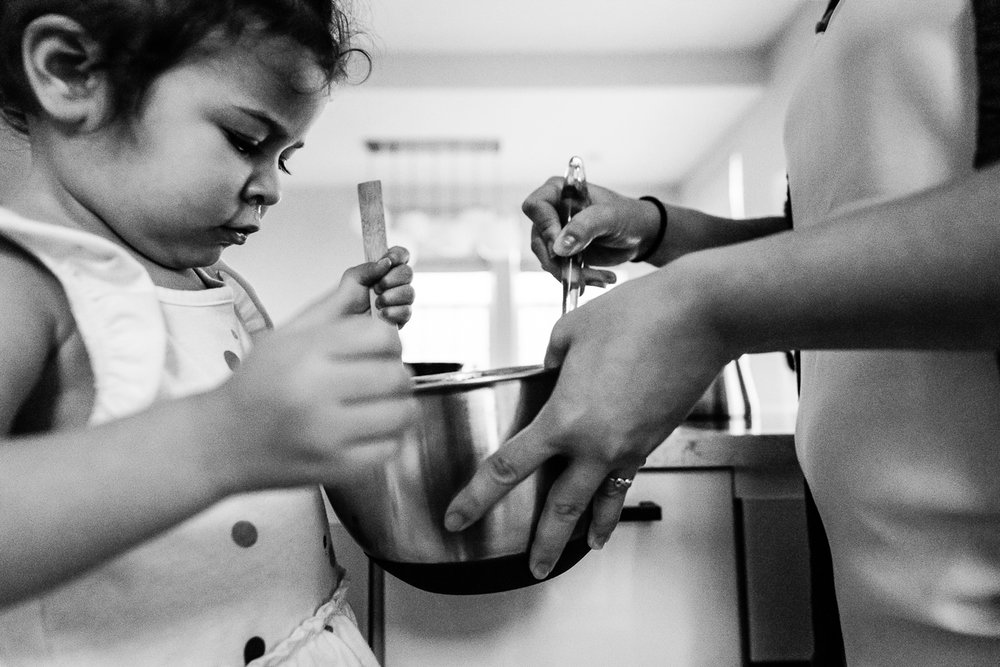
[0,233,75,343]
[0,234,88,432]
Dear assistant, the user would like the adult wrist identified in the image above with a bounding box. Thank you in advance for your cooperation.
[631,196,668,263]
[666,251,741,362]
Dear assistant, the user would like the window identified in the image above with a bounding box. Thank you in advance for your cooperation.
[399,271,495,369]
[400,265,618,370]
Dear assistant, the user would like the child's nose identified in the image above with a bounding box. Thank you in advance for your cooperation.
[243,161,282,206]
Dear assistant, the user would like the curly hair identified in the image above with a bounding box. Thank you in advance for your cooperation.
[0,0,370,133]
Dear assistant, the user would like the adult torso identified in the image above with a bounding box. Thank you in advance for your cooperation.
[785,1,1000,663]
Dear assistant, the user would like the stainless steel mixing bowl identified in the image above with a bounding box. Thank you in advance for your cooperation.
[324,365,592,595]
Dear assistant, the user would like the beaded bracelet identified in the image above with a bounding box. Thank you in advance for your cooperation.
[631,195,668,263]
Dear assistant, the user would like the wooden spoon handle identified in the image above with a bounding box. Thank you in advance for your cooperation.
[357,180,399,329]
[358,180,390,263]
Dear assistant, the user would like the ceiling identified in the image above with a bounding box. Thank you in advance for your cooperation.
[288,0,818,190]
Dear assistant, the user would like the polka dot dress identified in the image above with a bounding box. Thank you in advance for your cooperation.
[0,214,377,667]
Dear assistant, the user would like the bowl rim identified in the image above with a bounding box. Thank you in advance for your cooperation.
[411,364,553,394]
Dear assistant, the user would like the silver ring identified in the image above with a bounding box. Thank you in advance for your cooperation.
[608,476,634,489]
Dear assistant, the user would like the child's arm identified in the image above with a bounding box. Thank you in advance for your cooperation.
[0,250,417,606]
[0,243,79,434]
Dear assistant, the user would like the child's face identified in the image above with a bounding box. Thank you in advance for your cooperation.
[68,33,329,270]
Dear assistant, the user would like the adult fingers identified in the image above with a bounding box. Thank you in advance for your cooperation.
[551,206,608,258]
[521,176,564,234]
[543,315,573,369]
[527,462,609,579]
[582,267,617,288]
[529,238,618,288]
[530,232,562,279]
[587,467,640,550]
[523,179,565,259]
[443,419,556,533]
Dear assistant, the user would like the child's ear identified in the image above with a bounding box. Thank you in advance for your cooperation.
[21,15,111,131]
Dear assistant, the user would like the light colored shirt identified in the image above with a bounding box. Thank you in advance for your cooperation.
[785,1,1000,664]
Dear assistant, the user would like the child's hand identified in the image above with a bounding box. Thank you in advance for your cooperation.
[338,246,415,328]
[214,283,419,492]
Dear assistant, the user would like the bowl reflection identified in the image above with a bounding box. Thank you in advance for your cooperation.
[324,365,591,595]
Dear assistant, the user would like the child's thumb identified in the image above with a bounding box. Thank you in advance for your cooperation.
[345,257,392,288]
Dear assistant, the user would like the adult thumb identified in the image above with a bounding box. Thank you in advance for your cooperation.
[543,316,572,370]
[552,209,600,257]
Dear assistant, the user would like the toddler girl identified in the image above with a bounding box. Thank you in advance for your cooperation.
[0,1,415,664]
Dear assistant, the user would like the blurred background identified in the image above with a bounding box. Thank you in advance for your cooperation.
[0,0,825,416]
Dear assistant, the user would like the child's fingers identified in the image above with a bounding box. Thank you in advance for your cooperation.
[289,247,414,327]
[287,282,369,328]
[376,305,412,328]
[372,263,414,294]
[369,246,413,292]
[374,284,415,307]
[290,314,403,358]
[329,397,419,445]
[343,257,393,289]
[373,283,414,327]
[385,245,411,266]
[323,318,403,358]
[303,354,417,443]
[319,356,413,400]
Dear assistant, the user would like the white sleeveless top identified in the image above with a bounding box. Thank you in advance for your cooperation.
[785,1,1000,664]
[0,208,375,666]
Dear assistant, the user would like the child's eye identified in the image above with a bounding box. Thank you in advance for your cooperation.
[225,130,262,157]
[227,129,292,175]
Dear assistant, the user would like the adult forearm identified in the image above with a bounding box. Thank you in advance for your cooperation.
[682,167,1000,355]
[649,204,789,266]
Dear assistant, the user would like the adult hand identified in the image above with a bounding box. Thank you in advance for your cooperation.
[523,177,663,286]
[444,268,731,579]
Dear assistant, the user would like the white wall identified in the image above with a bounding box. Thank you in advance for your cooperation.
[679,7,817,217]
[676,6,820,417]
[224,184,367,323]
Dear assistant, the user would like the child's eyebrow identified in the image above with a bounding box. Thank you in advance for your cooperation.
[236,107,306,149]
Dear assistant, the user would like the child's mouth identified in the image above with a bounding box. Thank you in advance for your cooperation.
[221,228,249,246]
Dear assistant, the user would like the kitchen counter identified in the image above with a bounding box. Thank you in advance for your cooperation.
[644,412,798,471]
